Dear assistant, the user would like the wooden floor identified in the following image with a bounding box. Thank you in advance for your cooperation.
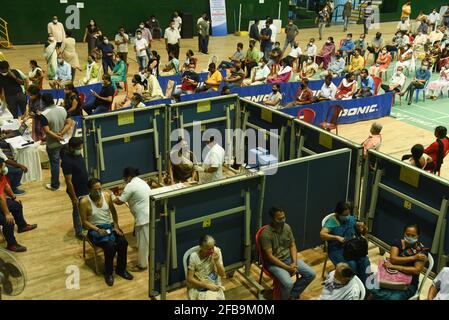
[0,21,438,300]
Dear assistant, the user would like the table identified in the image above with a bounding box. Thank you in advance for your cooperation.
[14,141,43,184]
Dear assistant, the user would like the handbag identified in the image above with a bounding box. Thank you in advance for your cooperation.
[378,258,412,291]
[343,236,368,260]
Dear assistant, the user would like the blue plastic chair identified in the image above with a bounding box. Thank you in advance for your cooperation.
[415,82,429,103]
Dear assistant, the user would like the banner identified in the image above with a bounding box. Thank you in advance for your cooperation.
[209,0,228,36]
[281,93,393,125]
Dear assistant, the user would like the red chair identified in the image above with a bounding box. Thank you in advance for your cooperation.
[78,92,86,104]
[319,105,344,135]
[298,108,316,124]
[255,225,281,300]
[372,76,382,96]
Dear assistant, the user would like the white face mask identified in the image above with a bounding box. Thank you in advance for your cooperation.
[1,165,8,176]
[48,37,55,42]
[0,72,8,76]
[137,35,142,39]
[104,39,109,44]
[53,19,58,24]
[58,59,64,64]
[90,21,95,26]
[139,25,144,29]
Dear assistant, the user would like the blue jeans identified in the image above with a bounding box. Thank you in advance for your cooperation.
[46,145,62,189]
[0,198,28,246]
[200,35,209,54]
[84,103,109,115]
[267,256,316,300]
[261,43,273,60]
[7,165,23,192]
[343,17,349,31]
[137,55,147,71]
[102,58,115,75]
[328,248,371,284]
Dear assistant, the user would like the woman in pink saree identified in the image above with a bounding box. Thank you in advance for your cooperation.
[315,37,336,69]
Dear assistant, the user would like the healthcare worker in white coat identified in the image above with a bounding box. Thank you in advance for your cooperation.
[112,167,151,271]
[200,136,225,184]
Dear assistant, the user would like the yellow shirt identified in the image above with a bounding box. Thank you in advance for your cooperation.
[0,52,5,61]
[401,5,411,19]
[206,70,223,91]
[349,55,365,71]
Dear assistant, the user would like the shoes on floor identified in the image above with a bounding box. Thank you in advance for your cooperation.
[116,270,134,280]
[18,224,38,233]
[45,184,59,191]
[13,189,26,196]
[129,265,147,272]
[7,244,27,252]
[104,275,114,286]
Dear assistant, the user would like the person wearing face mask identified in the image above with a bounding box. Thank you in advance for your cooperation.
[110,54,127,90]
[23,85,45,141]
[263,83,283,108]
[267,58,292,84]
[414,31,429,51]
[260,21,273,60]
[79,178,133,286]
[340,33,355,59]
[114,27,129,63]
[49,56,72,89]
[316,8,329,41]
[316,74,337,101]
[399,62,431,105]
[83,19,101,56]
[0,158,37,252]
[244,40,261,78]
[134,30,149,72]
[286,42,302,70]
[172,61,200,100]
[147,15,162,39]
[353,68,374,98]
[81,55,100,85]
[112,167,151,271]
[397,18,411,34]
[299,38,317,69]
[94,36,115,75]
[320,201,370,284]
[354,34,367,57]
[47,15,66,48]
[346,48,365,76]
[137,22,153,59]
[395,44,415,74]
[285,78,313,107]
[243,57,270,86]
[0,60,27,119]
[196,63,222,92]
[315,37,335,69]
[362,1,374,35]
[44,35,58,81]
[168,138,199,184]
[428,9,441,31]
[28,60,43,88]
[260,206,316,300]
[283,19,299,52]
[164,21,181,59]
[368,224,428,300]
[83,74,115,115]
[199,135,225,184]
[61,137,89,239]
[426,65,449,100]
[367,32,384,63]
[218,42,245,70]
[342,0,352,32]
[320,262,361,300]
[320,50,345,79]
[186,235,225,300]
[381,66,406,93]
[417,19,430,35]
[299,57,318,79]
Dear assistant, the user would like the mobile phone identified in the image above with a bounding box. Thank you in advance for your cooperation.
[106,229,111,234]
[90,89,94,93]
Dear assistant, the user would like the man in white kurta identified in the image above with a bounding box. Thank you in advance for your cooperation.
[113,168,151,270]
[47,16,66,46]
[200,137,225,184]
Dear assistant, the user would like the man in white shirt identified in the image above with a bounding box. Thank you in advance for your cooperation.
[242,57,270,86]
[197,13,207,52]
[115,27,129,63]
[164,21,181,60]
[316,75,337,101]
[173,11,183,33]
[428,8,441,31]
[429,27,445,44]
[414,32,429,50]
[381,66,406,93]
[49,57,72,89]
[264,84,283,108]
[113,167,151,271]
[137,22,153,59]
[47,15,66,47]
[134,30,149,72]
[269,18,278,44]
[286,42,302,68]
[397,18,411,33]
[200,136,225,184]
[300,38,318,69]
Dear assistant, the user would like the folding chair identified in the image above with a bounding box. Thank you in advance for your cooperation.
[183,245,200,300]
[82,233,102,275]
[319,105,344,135]
[321,213,335,279]
[409,253,434,300]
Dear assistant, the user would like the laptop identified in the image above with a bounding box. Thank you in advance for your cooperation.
[11,122,28,136]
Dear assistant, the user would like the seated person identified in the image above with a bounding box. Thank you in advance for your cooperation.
[79,178,133,286]
[221,85,231,95]
[160,51,180,76]
[196,63,222,92]
[112,74,146,109]
[242,57,270,86]
[428,263,449,300]
[267,58,292,84]
[0,144,28,195]
[0,158,37,252]
[285,42,302,71]
[340,33,355,58]
[260,206,316,300]
[369,47,391,77]
[315,37,336,69]
[63,83,82,117]
[263,84,283,109]
[110,55,127,90]
[181,50,197,72]
[186,235,225,300]
[285,78,313,107]
[320,262,362,300]
[244,40,261,78]
[172,61,200,100]
[362,122,383,157]
[319,50,345,79]
[367,32,384,63]
[346,48,365,76]
[298,56,318,79]
[368,224,428,300]
[353,69,374,98]
[223,61,245,88]
[168,138,198,184]
[381,66,406,93]
[354,34,367,57]
[146,69,165,100]
[320,201,371,284]
[299,38,317,69]
[414,32,429,51]
[49,57,72,89]
[426,66,449,100]
[429,27,445,45]
[315,75,337,101]
[218,42,245,70]
[268,44,283,67]
[424,126,449,174]
[83,74,115,115]
[402,144,433,169]
[394,44,414,74]
[399,61,431,105]
[417,19,429,35]
[335,72,358,100]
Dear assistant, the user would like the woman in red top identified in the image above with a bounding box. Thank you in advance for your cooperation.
[424,126,449,174]
[335,72,358,100]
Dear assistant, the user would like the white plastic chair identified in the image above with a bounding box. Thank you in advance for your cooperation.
[321,213,335,279]
[353,275,366,300]
[183,245,200,300]
[409,253,434,300]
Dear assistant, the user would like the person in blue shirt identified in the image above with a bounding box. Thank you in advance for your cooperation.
[260,21,273,60]
[399,61,431,105]
[354,69,375,98]
[49,57,72,89]
[320,50,345,79]
[340,33,355,58]
[94,36,115,75]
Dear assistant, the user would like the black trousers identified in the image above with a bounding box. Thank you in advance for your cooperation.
[245,61,258,77]
[0,198,28,246]
[404,81,425,102]
[90,232,129,276]
[167,43,180,60]
[5,92,27,119]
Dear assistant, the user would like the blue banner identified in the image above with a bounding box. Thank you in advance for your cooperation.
[41,83,102,106]
[281,93,394,125]
[158,70,226,94]
[209,0,228,36]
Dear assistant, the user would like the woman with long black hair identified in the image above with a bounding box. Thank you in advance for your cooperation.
[424,126,449,174]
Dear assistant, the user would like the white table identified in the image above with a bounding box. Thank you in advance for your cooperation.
[15,141,43,184]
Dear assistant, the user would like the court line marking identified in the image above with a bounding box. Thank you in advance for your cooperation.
[394,103,449,117]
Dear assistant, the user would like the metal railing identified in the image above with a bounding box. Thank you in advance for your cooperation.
[0,18,13,49]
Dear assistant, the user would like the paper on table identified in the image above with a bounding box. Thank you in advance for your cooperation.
[5,136,33,150]
[0,119,20,131]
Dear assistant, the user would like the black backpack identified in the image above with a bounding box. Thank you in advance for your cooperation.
[343,237,368,260]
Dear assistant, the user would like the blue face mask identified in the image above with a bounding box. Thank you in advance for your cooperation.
[404,235,418,245]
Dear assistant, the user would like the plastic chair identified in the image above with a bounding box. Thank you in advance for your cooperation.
[415,82,429,103]
[82,234,102,275]
[256,225,281,300]
[321,213,335,279]
[79,92,86,104]
[183,245,200,300]
[409,253,434,300]
[372,76,382,96]
[298,108,316,124]
[353,275,366,300]
[319,105,344,135]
